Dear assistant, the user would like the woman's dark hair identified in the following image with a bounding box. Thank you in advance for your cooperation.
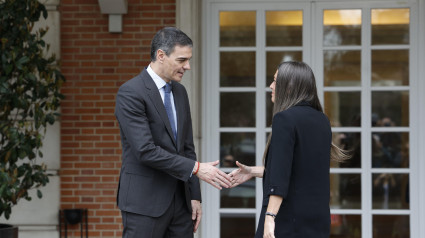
[263,61,350,162]
[150,27,193,61]
[272,61,322,115]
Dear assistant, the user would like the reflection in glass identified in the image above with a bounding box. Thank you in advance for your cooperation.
[220,92,256,127]
[330,174,361,209]
[330,215,361,238]
[220,11,256,46]
[372,173,409,209]
[221,178,255,208]
[372,132,409,168]
[266,11,303,46]
[372,8,410,45]
[324,50,361,86]
[331,133,361,168]
[323,9,361,46]
[324,92,361,127]
[266,51,302,86]
[373,215,410,238]
[221,52,256,87]
[372,91,409,127]
[220,133,256,167]
[221,214,256,238]
[266,92,273,127]
[372,50,409,86]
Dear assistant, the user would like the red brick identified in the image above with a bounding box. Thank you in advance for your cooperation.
[61,197,80,203]
[75,190,101,196]
[81,197,94,202]
[75,162,101,168]
[81,183,94,189]
[74,176,101,183]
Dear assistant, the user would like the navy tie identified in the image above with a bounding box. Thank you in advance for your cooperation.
[164,83,177,140]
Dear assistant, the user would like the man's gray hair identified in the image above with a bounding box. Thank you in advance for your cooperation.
[150,27,193,61]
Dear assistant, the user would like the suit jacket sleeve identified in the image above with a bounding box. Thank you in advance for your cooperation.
[115,85,195,182]
[266,111,296,199]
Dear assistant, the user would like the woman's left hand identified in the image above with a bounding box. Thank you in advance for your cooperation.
[263,216,275,238]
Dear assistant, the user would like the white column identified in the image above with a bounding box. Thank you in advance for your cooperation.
[176,0,203,162]
[418,1,425,237]
[176,2,202,238]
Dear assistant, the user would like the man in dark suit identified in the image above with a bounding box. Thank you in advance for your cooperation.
[115,27,232,238]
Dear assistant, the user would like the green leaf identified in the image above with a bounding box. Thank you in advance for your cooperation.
[18,149,27,159]
[37,189,42,199]
[4,64,13,75]
[17,56,30,65]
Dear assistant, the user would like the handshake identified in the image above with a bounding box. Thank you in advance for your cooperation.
[194,160,264,190]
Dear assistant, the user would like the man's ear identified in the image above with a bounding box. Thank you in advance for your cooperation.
[157,49,165,63]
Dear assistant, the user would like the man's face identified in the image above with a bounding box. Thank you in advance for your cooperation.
[270,70,277,103]
[157,45,192,83]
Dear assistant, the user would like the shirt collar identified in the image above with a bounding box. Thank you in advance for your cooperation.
[147,64,168,90]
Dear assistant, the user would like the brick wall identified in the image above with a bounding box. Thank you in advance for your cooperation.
[60,0,176,237]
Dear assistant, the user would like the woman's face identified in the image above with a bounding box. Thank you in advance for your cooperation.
[270,70,277,103]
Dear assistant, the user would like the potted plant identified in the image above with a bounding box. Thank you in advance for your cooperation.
[0,0,65,236]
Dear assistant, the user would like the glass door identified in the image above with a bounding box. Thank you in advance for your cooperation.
[202,1,418,238]
[316,3,417,237]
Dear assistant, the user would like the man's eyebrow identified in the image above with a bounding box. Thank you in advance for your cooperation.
[176,56,191,60]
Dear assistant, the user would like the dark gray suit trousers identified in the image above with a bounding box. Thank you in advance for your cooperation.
[121,181,193,238]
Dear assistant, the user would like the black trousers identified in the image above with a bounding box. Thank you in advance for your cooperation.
[121,182,193,238]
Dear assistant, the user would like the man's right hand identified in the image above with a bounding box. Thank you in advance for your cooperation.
[195,160,232,189]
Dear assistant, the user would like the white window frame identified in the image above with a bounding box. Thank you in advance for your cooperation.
[201,1,422,238]
[314,2,419,238]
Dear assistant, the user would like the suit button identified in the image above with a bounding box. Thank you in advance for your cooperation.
[271,188,274,192]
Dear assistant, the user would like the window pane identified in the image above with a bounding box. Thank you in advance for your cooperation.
[373,215,410,238]
[372,9,410,45]
[330,174,361,209]
[220,133,256,167]
[221,52,256,87]
[323,9,361,46]
[266,51,302,86]
[371,50,409,86]
[220,11,256,46]
[266,11,303,46]
[325,92,361,127]
[324,50,361,86]
[330,215,361,238]
[331,132,361,168]
[221,179,255,208]
[372,173,409,209]
[372,91,409,127]
[220,92,256,127]
[372,132,409,168]
[221,214,256,238]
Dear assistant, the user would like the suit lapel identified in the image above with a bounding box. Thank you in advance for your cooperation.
[140,70,177,147]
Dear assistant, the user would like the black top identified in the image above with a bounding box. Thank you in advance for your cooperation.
[256,102,332,238]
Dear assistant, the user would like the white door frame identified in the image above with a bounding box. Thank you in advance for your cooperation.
[201,0,424,238]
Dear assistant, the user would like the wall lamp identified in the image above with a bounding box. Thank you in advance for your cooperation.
[98,0,128,33]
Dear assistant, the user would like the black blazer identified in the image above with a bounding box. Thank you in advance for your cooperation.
[115,69,201,217]
[257,102,331,238]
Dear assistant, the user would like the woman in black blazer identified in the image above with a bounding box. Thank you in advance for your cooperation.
[230,61,348,238]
